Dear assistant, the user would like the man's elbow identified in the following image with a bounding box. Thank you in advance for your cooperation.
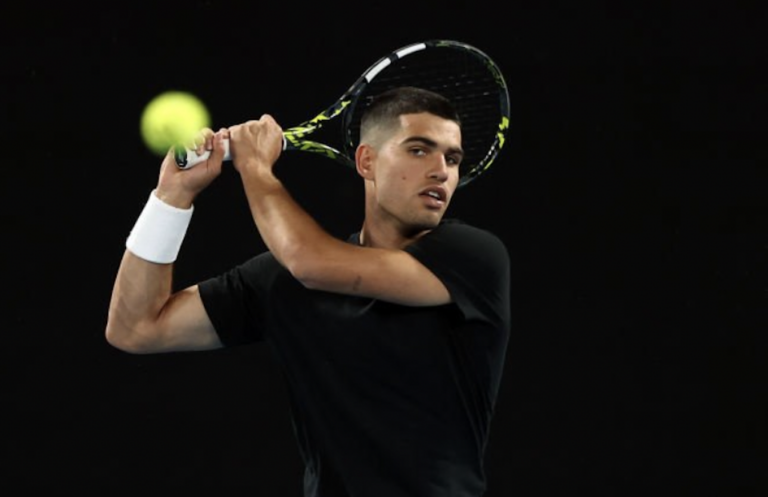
[288,260,340,292]
[281,242,355,292]
[289,264,322,290]
[280,245,322,288]
[104,319,157,354]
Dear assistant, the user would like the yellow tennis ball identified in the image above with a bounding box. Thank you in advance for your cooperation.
[140,91,211,156]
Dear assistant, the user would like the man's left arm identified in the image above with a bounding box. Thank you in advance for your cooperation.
[228,116,451,307]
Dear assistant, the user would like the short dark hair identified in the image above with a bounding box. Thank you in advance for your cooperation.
[359,86,461,141]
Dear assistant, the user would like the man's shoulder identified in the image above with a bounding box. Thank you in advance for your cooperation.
[414,219,509,264]
[434,218,504,244]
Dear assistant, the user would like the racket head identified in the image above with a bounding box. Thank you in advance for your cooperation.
[337,40,511,188]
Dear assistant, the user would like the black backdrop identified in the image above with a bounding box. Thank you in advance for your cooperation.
[3,2,765,495]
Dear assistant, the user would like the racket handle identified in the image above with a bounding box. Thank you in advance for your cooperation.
[174,135,287,169]
[174,139,230,169]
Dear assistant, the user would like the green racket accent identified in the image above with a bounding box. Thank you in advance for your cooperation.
[461,115,510,186]
[282,100,353,165]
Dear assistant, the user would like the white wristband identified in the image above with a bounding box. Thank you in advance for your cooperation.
[126,190,194,264]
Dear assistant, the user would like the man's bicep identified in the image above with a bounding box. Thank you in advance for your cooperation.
[156,285,224,351]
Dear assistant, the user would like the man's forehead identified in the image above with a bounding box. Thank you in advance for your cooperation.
[397,113,461,135]
[395,114,462,146]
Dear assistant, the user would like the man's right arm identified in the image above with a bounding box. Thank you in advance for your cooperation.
[106,129,229,354]
[105,250,222,354]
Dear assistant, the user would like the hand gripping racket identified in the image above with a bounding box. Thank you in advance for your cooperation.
[174,39,510,188]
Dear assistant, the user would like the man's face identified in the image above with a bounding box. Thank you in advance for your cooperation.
[369,112,462,232]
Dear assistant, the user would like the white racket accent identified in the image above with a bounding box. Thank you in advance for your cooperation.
[365,59,391,82]
[395,42,426,58]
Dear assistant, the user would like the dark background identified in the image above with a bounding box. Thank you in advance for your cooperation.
[3,1,765,495]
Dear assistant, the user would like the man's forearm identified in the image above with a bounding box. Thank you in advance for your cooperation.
[106,251,174,345]
[239,167,340,279]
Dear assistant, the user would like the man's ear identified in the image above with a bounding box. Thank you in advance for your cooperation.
[355,144,376,180]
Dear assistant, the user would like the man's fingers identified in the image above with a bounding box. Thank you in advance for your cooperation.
[209,128,230,162]
[187,127,215,154]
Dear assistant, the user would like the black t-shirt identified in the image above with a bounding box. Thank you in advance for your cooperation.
[198,219,511,497]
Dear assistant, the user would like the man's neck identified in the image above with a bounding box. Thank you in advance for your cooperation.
[358,222,432,250]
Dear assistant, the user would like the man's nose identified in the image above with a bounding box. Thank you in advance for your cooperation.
[427,156,450,181]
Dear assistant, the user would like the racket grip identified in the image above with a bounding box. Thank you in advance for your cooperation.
[174,139,231,169]
[174,136,288,169]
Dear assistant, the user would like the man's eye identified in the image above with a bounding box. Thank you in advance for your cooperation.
[447,156,461,166]
[409,148,427,156]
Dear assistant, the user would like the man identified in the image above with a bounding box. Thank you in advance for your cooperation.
[106,87,511,496]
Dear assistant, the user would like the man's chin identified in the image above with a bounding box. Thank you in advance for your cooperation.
[409,215,443,233]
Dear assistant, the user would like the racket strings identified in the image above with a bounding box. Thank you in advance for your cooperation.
[346,48,508,183]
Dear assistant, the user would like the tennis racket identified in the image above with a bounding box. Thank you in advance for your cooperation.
[175,39,510,188]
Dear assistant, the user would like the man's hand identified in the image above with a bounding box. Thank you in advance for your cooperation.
[228,114,283,178]
[155,127,229,209]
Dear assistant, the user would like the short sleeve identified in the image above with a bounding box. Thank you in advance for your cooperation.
[405,220,511,327]
[198,252,279,346]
